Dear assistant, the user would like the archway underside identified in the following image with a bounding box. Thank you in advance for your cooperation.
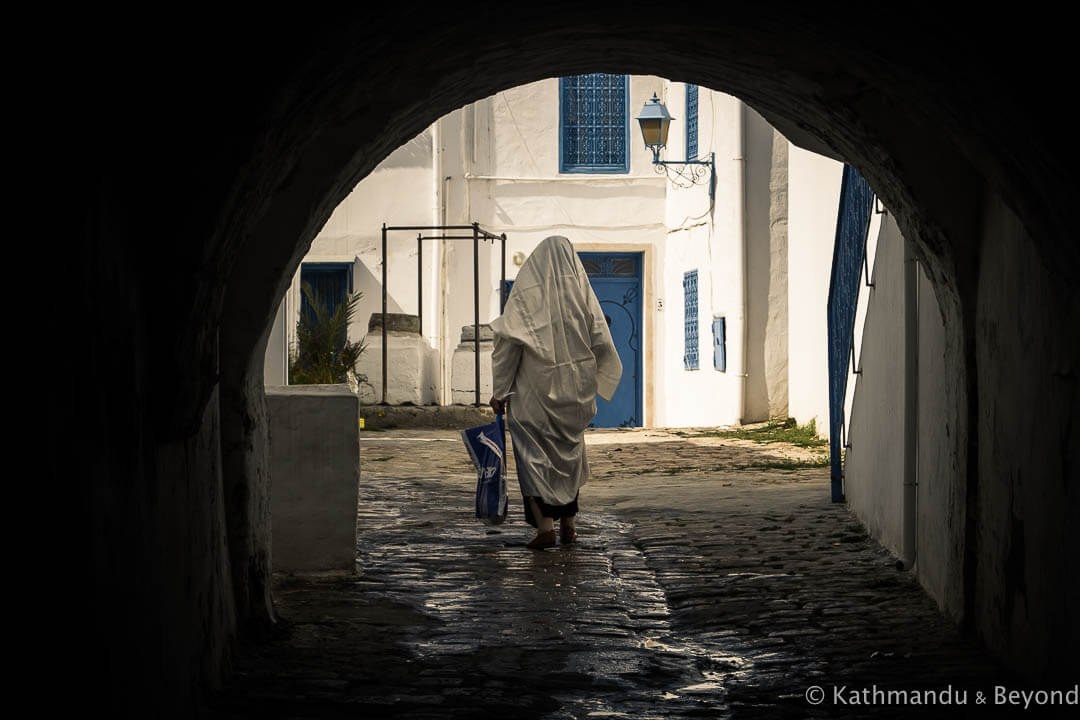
[72,7,1077,715]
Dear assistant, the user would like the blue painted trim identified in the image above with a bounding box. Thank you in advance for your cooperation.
[558,74,630,174]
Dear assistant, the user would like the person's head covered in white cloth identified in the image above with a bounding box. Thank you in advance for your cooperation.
[489,235,622,549]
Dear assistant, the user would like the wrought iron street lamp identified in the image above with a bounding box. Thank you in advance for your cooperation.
[636,93,715,200]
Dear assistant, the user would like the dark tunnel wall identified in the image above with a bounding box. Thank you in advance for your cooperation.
[59,6,1077,715]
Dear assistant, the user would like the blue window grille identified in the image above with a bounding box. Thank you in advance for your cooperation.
[712,317,726,372]
[684,270,699,370]
[686,83,698,161]
[559,74,630,173]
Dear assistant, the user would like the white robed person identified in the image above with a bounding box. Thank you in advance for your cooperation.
[488,236,622,549]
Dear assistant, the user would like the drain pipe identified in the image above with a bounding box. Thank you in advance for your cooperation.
[734,100,749,424]
[433,118,451,406]
[902,234,919,569]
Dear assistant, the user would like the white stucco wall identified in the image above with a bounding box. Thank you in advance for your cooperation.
[914,262,963,620]
[844,214,907,557]
[656,84,745,427]
[787,146,843,437]
[838,211,959,616]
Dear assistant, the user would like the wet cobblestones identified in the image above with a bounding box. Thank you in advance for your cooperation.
[208,429,1060,718]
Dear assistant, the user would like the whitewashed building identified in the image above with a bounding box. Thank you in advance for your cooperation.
[265,74,844,430]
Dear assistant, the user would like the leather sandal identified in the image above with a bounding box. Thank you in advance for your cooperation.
[526,530,557,550]
[559,525,577,545]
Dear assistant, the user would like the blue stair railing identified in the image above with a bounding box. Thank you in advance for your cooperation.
[826,165,874,502]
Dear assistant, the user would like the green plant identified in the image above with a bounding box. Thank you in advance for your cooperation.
[288,282,366,385]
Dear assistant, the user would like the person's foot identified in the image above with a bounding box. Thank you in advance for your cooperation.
[526,530,557,549]
[559,523,577,545]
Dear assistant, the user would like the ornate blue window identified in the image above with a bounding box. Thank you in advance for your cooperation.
[684,270,699,370]
[559,74,630,173]
[686,83,698,161]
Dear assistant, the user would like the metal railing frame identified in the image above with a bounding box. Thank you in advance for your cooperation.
[380,223,506,406]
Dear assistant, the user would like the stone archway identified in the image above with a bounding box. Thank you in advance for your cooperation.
[69,7,1077,716]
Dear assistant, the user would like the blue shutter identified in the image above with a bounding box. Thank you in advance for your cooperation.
[683,270,699,370]
[559,74,630,173]
[712,317,726,372]
[686,83,698,161]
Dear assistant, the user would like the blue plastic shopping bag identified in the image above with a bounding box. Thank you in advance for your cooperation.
[461,413,508,525]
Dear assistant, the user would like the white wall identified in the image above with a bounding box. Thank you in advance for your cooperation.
[787,146,843,437]
[840,210,959,608]
[657,84,746,427]
[742,109,793,422]
[914,262,963,620]
[844,213,907,557]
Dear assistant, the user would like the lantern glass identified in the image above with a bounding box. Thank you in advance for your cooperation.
[638,118,664,147]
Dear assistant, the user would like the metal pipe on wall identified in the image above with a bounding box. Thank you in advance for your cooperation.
[473,222,480,406]
[417,233,423,337]
[734,101,750,424]
[381,223,388,404]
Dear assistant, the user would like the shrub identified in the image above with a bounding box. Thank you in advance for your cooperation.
[288,282,366,385]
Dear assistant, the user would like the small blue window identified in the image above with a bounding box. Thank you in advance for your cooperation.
[684,270,699,370]
[300,262,354,348]
[559,74,630,173]
[712,317,726,372]
[300,263,353,324]
[686,83,698,161]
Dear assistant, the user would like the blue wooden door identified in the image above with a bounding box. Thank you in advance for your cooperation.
[503,252,643,427]
[579,253,643,428]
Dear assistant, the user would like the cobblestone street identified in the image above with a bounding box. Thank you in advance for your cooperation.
[208,428,1046,718]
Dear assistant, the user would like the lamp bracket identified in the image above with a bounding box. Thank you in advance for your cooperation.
[651,152,715,198]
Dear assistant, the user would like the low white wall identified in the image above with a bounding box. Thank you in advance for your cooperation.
[452,342,492,405]
[267,385,360,573]
[787,145,842,437]
[355,333,438,405]
[844,214,907,558]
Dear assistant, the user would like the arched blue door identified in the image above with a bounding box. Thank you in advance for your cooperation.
[578,253,643,428]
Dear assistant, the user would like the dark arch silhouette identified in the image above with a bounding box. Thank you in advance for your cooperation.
[63,6,1077,715]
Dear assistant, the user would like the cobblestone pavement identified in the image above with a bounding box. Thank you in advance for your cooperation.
[208,428,1059,718]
